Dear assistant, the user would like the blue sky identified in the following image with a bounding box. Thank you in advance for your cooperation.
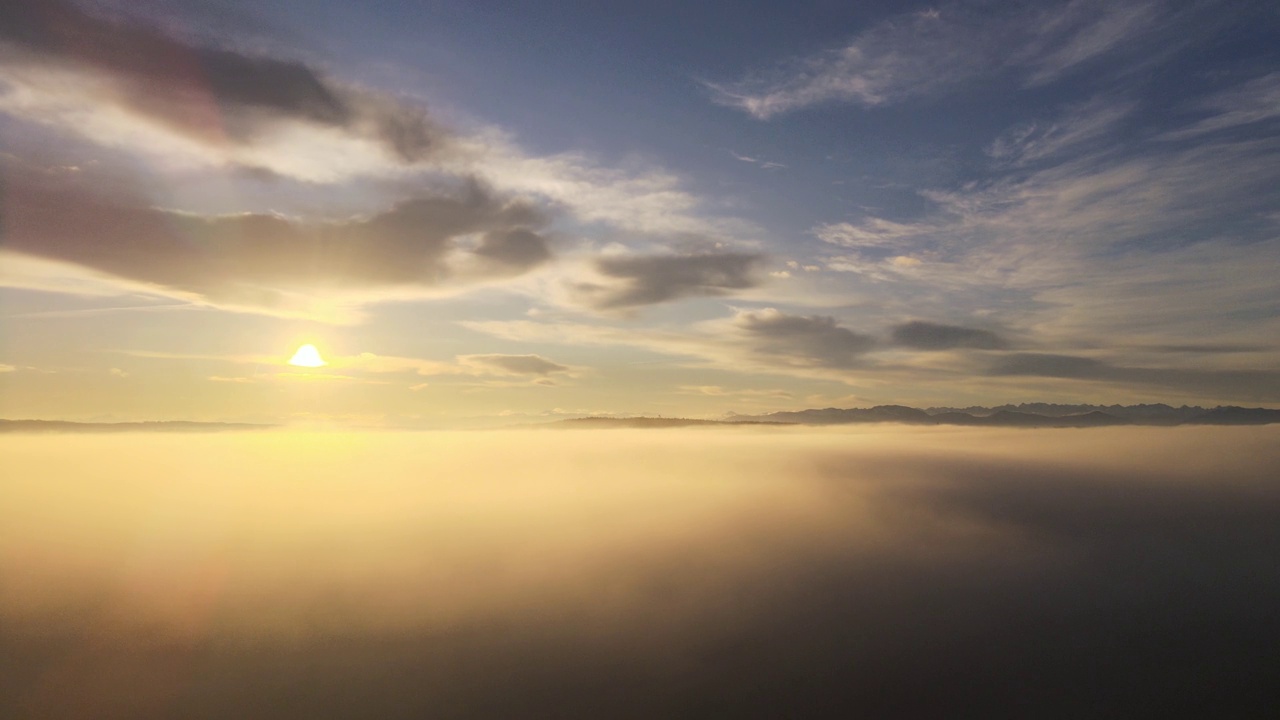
[1,0,1278,423]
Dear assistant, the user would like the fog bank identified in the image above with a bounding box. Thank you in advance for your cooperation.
[2,426,1278,718]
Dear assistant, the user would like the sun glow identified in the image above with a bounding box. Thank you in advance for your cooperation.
[288,344,327,367]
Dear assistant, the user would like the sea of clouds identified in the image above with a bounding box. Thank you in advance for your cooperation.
[2,426,1278,718]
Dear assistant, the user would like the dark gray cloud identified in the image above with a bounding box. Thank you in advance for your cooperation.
[460,354,570,376]
[575,252,763,310]
[2,169,550,307]
[0,0,448,162]
[1147,343,1270,354]
[734,309,875,368]
[472,229,553,273]
[990,353,1113,378]
[989,352,1280,401]
[891,320,1007,350]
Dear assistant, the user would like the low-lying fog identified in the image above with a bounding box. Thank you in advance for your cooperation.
[2,426,1278,718]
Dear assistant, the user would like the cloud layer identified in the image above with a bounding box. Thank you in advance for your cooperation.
[3,427,1278,718]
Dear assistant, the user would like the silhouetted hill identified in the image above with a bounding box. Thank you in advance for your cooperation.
[1189,406,1280,425]
[550,417,784,429]
[726,403,1280,428]
[1064,410,1129,427]
[0,420,276,433]
[925,403,1206,422]
[929,412,984,425]
[744,405,938,425]
[980,410,1126,427]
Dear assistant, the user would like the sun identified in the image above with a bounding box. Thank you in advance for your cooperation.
[288,344,327,367]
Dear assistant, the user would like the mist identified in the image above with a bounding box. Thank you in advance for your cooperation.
[3,426,1278,718]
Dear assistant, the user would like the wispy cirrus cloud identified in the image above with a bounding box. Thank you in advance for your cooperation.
[708,0,1171,118]
[809,94,1280,342]
[677,385,793,399]
[1158,72,1280,141]
[814,218,932,250]
[309,351,576,380]
[786,77,1280,397]
[985,96,1135,166]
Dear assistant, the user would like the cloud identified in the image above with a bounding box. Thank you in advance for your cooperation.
[572,253,764,310]
[458,354,571,377]
[0,1,752,244]
[317,352,574,382]
[0,0,450,170]
[733,309,875,369]
[471,229,553,273]
[814,219,932,250]
[678,385,793,399]
[0,364,14,373]
[1016,0,1166,86]
[462,308,877,381]
[1,170,551,316]
[987,353,1280,401]
[333,354,456,376]
[986,96,1135,166]
[450,131,756,237]
[730,151,787,170]
[1159,72,1280,141]
[709,0,1170,118]
[4,428,1278,717]
[891,321,1007,350]
[1145,344,1269,355]
[805,93,1280,354]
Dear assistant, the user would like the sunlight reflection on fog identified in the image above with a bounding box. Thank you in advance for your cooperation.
[2,426,1278,718]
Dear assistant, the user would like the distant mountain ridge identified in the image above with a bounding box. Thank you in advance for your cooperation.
[0,420,276,433]
[720,403,1280,428]
[923,402,1206,422]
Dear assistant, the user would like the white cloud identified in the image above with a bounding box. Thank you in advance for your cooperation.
[986,96,1135,165]
[0,0,751,269]
[1158,72,1280,141]
[709,0,1169,118]
[806,109,1280,356]
[1017,0,1164,86]
[677,385,793,399]
[0,60,736,240]
[448,129,753,238]
[814,218,935,249]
